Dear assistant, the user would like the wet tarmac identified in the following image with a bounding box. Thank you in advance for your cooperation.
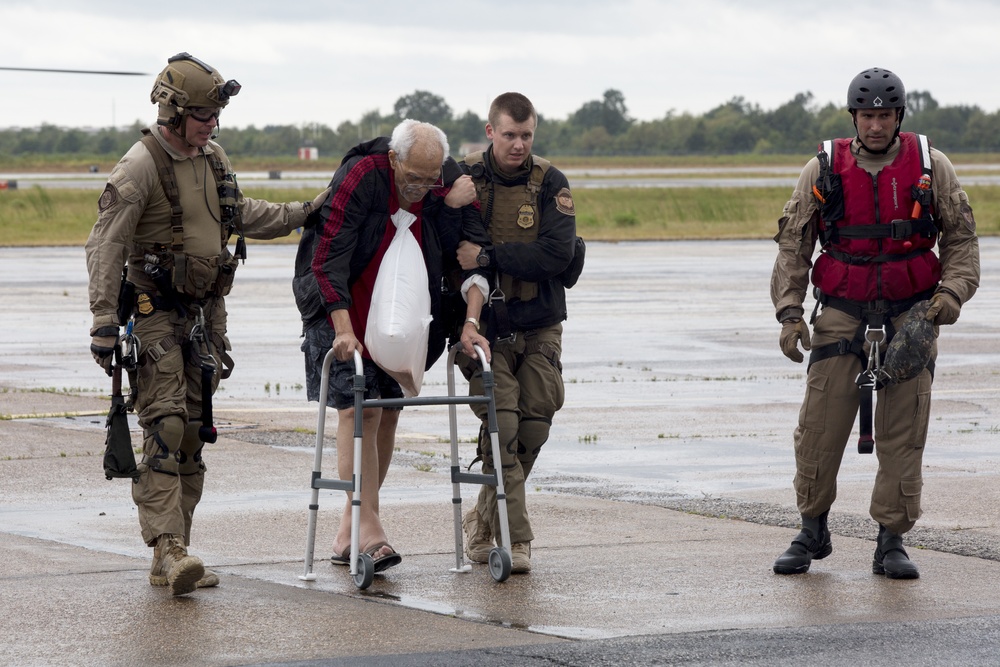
[4,240,1000,498]
[3,240,1000,666]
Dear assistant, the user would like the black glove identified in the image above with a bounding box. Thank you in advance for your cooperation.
[90,326,118,376]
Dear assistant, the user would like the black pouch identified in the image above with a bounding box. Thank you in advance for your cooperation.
[817,173,844,223]
[117,271,135,325]
[214,248,240,297]
[103,367,139,481]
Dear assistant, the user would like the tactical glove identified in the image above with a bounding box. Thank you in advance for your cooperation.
[780,318,811,363]
[91,327,118,376]
[924,290,961,326]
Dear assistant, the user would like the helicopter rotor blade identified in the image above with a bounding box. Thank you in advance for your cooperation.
[0,66,147,76]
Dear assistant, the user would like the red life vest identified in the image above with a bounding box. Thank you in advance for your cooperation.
[812,132,940,302]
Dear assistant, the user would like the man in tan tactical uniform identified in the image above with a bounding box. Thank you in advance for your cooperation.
[456,93,580,573]
[771,68,979,579]
[86,52,327,596]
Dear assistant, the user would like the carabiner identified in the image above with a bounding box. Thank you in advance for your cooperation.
[188,306,217,370]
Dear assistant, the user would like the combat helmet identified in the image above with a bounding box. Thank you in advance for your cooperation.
[150,52,240,132]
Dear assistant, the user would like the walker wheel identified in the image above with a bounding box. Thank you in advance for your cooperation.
[353,552,375,589]
[488,547,512,582]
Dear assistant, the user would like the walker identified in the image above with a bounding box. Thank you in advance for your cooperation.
[299,344,512,589]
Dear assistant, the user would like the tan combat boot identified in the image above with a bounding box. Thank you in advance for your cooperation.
[462,507,493,564]
[149,539,220,589]
[152,534,206,596]
[511,542,531,574]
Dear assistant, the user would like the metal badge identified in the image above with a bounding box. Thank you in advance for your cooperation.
[136,292,155,316]
[517,203,535,229]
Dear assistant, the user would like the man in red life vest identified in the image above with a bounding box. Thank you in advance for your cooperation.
[770,68,980,579]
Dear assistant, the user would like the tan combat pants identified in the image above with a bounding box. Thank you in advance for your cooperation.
[460,323,565,544]
[130,299,228,546]
[793,306,937,535]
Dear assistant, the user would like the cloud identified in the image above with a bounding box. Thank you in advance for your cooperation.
[2,0,1000,130]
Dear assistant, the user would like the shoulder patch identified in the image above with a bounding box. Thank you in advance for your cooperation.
[554,187,575,216]
[961,203,976,233]
[98,183,119,211]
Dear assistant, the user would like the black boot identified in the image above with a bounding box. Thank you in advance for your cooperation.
[873,524,919,579]
[773,511,832,575]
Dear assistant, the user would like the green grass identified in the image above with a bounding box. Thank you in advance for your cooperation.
[10,151,1000,172]
[4,180,1000,246]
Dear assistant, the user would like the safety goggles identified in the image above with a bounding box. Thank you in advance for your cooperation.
[188,107,222,122]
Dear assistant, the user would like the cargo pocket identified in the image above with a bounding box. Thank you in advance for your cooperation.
[912,374,932,449]
[793,456,820,509]
[798,372,829,433]
[901,476,923,523]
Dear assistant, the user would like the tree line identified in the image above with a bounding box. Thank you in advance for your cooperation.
[3,88,999,160]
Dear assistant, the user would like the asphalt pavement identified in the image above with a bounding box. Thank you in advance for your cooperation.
[2,240,1000,666]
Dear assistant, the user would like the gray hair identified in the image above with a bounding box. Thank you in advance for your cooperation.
[389,119,449,163]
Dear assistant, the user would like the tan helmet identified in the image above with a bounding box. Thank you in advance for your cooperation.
[150,52,241,129]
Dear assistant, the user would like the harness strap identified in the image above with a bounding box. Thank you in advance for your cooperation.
[816,289,934,321]
[489,289,513,344]
[140,132,187,292]
[808,289,936,455]
[833,218,938,240]
[824,246,932,266]
[815,140,841,244]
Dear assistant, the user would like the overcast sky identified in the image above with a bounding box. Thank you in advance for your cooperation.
[3,0,999,134]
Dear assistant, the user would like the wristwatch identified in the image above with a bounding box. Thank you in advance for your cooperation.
[476,246,492,268]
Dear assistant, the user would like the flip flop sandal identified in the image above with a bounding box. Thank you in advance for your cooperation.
[330,546,350,567]
[366,542,403,573]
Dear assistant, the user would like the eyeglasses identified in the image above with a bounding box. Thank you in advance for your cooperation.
[188,107,222,122]
[393,156,444,192]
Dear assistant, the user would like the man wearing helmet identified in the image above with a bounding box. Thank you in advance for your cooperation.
[85,52,328,596]
[770,68,980,580]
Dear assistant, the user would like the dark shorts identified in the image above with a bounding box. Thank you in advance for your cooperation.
[301,323,403,410]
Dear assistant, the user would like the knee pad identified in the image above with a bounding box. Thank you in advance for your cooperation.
[517,417,551,461]
[480,410,520,468]
[142,414,185,475]
[179,421,207,476]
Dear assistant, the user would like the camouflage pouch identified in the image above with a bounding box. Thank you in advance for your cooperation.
[883,300,934,384]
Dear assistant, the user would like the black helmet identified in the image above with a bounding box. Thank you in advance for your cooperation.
[847,67,906,110]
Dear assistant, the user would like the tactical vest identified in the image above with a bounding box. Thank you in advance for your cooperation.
[812,132,941,303]
[464,151,550,302]
[136,130,243,301]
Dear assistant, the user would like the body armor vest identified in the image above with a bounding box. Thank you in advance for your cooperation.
[464,151,550,302]
[812,132,940,303]
[136,130,243,301]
